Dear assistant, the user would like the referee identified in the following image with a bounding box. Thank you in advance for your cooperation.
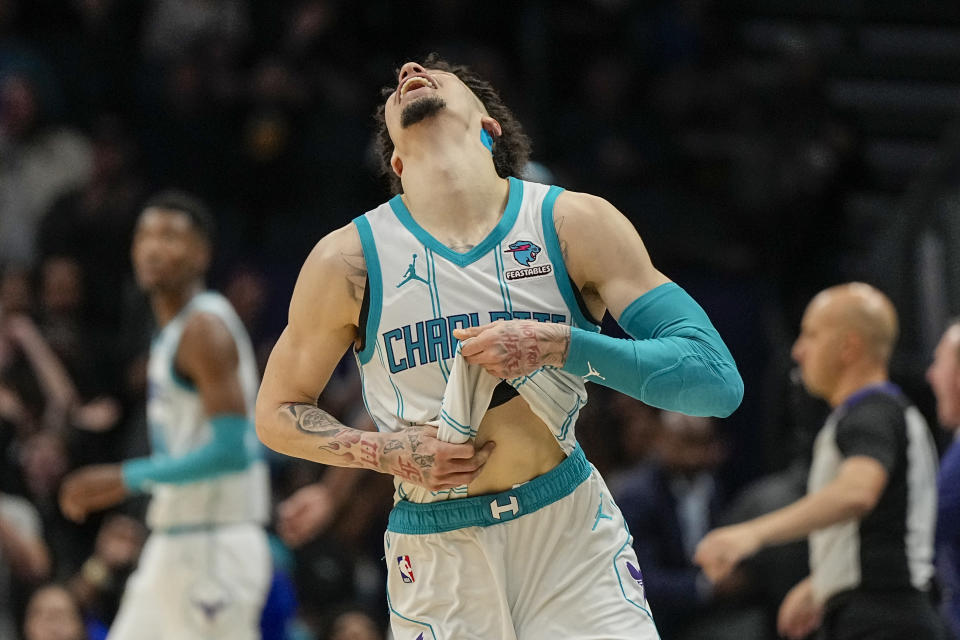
[695,283,943,640]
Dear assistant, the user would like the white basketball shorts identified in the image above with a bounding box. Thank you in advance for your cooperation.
[107,522,270,640]
[384,446,660,639]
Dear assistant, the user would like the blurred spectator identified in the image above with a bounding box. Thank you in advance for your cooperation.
[67,514,145,634]
[927,320,960,638]
[19,431,93,577]
[326,609,384,640]
[36,257,96,389]
[604,395,663,495]
[23,584,89,640]
[614,410,748,639]
[1,491,51,640]
[277,468,363,550]
[33,256,124,443]
[38,116,145,333]
[0,313,77,434]
[717,458,810,639]
[0,70,92,266]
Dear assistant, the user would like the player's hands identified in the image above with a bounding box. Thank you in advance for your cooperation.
[277,483,338,547]
[693,522,762,584]
[59,464,128,523]
[454,320,571,379]
[777,576,823,639]
[379,424,495,491]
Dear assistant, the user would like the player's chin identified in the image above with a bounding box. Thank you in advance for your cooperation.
[400,96,445,128]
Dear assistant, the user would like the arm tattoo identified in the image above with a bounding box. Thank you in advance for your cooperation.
[407,432,423,452]
[284,403,353,436]
[359,439,379,466]
[340,249,367,306]
[281,402,369,467]
[498,322,570,377]
[412,453,435,468]
[280,406,457,488]
[390,458,423,483]
[555,215,569,261]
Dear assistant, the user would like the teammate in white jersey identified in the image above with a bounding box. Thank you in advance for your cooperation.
[257,54,743,639]
[60,191,270,640]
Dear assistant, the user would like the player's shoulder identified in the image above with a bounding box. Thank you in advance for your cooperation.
[180,308,237,359]
[309,222,363,264]
[298,223,365,283]
[291,223,365,323]
[553,189,620,220]
[552,189,640,248]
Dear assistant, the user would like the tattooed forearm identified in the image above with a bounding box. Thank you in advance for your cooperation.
[498,321,571,377]
[280,402,371,468]
[276,406,481,490]
[284,403,350,435]
[359,439,379,466]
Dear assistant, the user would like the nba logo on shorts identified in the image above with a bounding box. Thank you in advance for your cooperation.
[397,555,415,583]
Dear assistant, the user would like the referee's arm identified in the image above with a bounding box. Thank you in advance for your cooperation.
[694,456,887,584]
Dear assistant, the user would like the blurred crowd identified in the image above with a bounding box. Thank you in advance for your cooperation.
[1,1,958,639]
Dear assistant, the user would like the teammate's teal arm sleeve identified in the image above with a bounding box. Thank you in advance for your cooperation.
[561,283,743,417]
[121,414,253,491]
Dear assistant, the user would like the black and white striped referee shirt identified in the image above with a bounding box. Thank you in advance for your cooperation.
[808,383,938,605]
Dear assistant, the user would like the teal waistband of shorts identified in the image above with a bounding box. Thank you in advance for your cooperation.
[154,521,260,536]
[387,445,591,534]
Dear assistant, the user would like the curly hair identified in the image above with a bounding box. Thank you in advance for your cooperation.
[373,53,531,194]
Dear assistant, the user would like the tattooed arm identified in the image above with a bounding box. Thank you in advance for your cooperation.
[256,224,493,490]
[277,404,490,489]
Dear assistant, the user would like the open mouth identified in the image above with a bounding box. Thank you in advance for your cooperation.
[399,75,435,98]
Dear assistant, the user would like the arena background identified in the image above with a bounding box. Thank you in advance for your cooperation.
[2,1,960,639]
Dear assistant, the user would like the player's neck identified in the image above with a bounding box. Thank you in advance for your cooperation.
[150,281,204,327]
[828,366,889,408]
[398,132,508,236]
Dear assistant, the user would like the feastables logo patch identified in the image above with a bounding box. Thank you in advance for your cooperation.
[504,240,552,280]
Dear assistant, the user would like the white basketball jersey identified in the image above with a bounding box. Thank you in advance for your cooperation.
[353,177,600,503]
[145,291,269,529]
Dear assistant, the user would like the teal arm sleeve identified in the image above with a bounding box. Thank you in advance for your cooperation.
[561,283,743,417]
[121,414,253,491]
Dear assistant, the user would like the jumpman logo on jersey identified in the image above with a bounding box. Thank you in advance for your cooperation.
[397,253,429,288]
[584,361,605,381]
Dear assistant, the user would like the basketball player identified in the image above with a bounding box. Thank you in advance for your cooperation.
[256,55,743,639]
[59,191,271,640]
[695,284,941,640]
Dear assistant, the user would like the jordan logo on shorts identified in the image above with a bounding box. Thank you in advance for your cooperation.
[490,495,520,520]
[397,555,415,583]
